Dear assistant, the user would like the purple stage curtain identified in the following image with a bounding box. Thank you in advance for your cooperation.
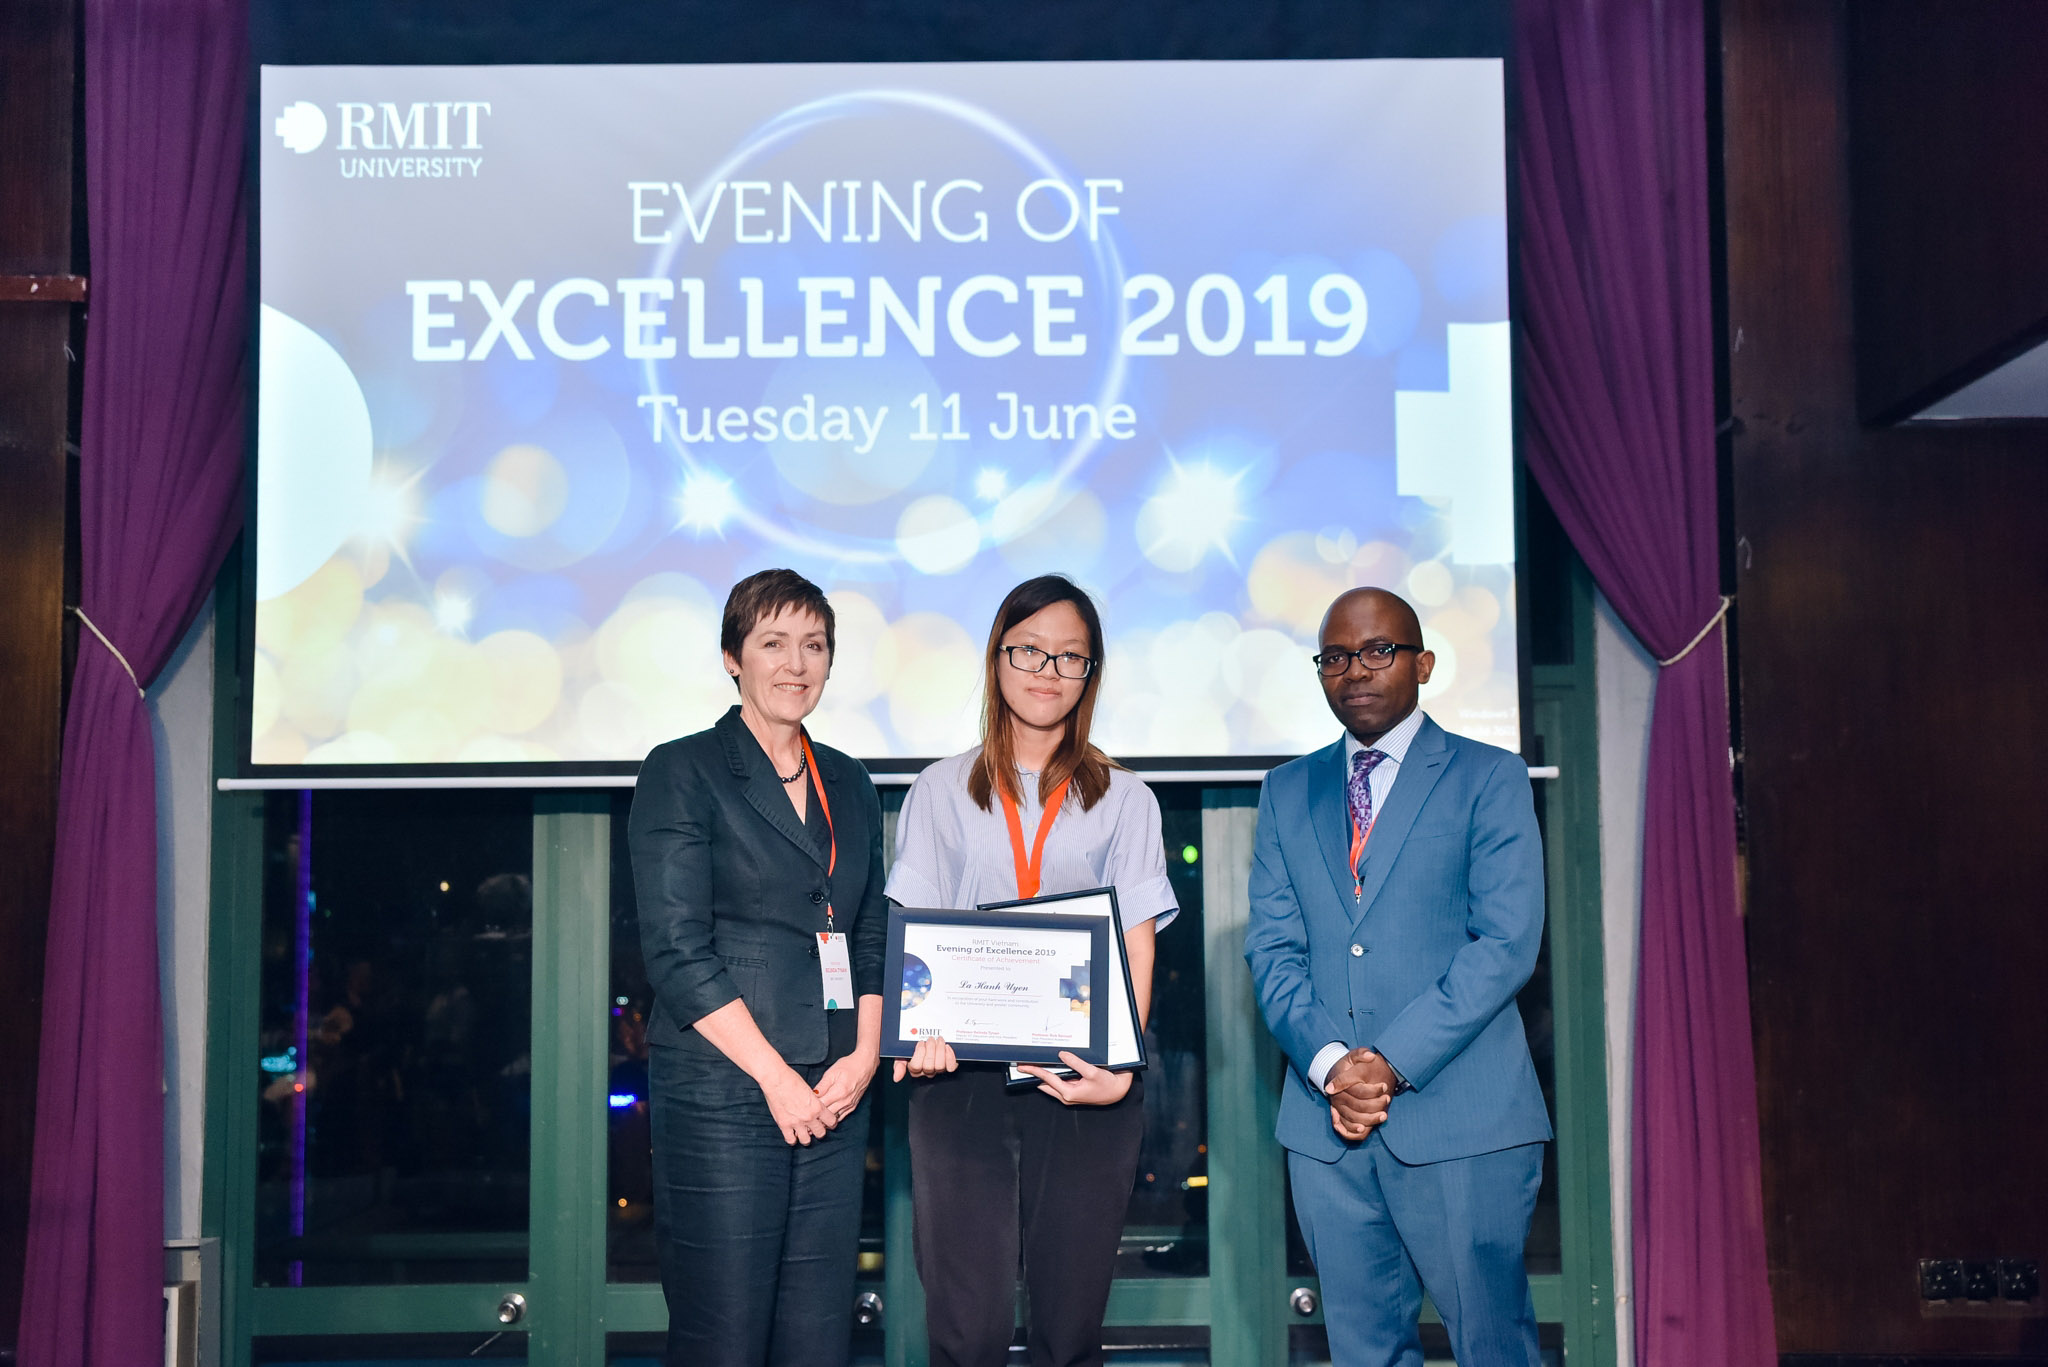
[1515,0,1777,1363]
[16,0,247,1360]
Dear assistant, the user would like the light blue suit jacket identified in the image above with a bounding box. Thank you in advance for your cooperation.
[1245,716,1552,1166]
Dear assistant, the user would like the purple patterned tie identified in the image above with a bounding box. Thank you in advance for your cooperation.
[1349,747,1388,838]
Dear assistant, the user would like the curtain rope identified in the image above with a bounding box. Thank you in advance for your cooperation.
[1658,595,1731,668]
[69,606,145,697]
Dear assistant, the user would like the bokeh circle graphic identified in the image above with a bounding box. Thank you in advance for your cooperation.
[641,89,1131,566]
[900,952,933,1010]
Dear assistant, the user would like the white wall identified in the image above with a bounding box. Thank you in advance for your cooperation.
[151,600,214,1241]
[1593,589,1655,1367]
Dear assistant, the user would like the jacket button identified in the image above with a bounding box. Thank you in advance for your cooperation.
[1350,944,1364,957]
[810,889,825,903]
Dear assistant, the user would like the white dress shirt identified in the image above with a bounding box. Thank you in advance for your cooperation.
[1306,707,1427,1091]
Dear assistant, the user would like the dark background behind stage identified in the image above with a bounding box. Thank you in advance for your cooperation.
[251,0,1507,66]
[1725,0,2048,1358]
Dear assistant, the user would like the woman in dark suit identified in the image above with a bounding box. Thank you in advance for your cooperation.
[628,568,887,1367]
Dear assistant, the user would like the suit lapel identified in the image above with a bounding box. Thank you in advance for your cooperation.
[1308,740,1357,906]
[746,772,830,872]
[718,710,830,872]
[1348,716,1451,930]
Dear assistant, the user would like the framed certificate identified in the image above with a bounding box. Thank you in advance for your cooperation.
[881,909,1112,1066]
[975,887,1149,1084]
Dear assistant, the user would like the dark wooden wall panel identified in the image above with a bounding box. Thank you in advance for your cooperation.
[1847,0,2048,419]
[0,0,77,1351]
[1725,0,2048,1355]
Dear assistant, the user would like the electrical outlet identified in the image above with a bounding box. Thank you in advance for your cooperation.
[1923,1256,2044,1317]
[1921,1259,1965,1300]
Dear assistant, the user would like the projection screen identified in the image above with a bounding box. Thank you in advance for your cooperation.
[250,59,1517,773]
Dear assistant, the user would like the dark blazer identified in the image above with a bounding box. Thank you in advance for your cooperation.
[628,706,888,1066]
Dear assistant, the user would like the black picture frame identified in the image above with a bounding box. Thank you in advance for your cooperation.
[974,886,1150,1085]
[882,908,1111,1066]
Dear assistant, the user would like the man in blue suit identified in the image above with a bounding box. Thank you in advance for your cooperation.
[1245,588,1551,1367]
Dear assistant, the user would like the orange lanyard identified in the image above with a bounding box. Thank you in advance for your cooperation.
[799,734,836,927]
[998,777,1071,900]
[1348,812,1378,899]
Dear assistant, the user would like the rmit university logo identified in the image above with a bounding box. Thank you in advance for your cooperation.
[274,101,328,153]
[335,101,492,151]
[273,101,493,180]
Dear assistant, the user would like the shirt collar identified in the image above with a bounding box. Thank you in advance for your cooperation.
[1343,708,1425,767]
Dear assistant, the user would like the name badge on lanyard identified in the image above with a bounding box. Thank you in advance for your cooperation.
[817,932,853,1009]
[800,734,853,1010]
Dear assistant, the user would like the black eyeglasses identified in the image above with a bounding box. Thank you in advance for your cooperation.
[1312,642,1424,677]
[1002,644,1097,679]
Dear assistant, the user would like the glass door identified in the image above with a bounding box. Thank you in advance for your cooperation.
[207,788,616,1362]
[210,787,537,1360]
[250,789,535,1296]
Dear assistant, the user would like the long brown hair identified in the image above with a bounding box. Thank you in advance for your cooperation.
[967,575,1118,813]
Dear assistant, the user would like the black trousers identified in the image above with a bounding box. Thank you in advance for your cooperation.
[649,1042,870,1367]
[908,1064,1145,1367]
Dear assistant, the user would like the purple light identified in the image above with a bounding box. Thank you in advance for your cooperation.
[290,790,312,1287]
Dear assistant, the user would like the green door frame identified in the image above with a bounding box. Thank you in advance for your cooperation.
[200,556,1616,1363]
[1532,556,1621,1367]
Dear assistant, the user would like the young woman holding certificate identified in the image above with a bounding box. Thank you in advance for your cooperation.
[886,574,1179,1367]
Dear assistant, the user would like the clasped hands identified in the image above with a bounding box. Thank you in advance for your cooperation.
[892,1035,1133,1106]
[1325,1047,1396,1141]
[763,1046,878,1147]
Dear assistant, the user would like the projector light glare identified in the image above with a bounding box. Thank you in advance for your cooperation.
[1139,456,1247,572]
[355,465,427,568]
[676,469,738,536]
[973,467,1009,502]
[433,592,473,637]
